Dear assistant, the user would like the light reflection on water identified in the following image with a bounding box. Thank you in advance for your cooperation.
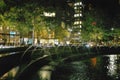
[5,54,119,80]
[107,55,119,79]
[52,54,120,80]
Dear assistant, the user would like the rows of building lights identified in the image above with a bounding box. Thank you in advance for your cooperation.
[72,0,83,41]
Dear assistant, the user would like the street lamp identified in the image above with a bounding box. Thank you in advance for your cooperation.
[111,27,114,31]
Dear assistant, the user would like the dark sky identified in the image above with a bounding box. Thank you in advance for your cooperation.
[83,0,120,11]
[83,0,120,28]
[83,0,120,17]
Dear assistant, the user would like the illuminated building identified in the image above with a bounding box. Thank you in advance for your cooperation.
[73,0,83,43]
[0,26,20,46]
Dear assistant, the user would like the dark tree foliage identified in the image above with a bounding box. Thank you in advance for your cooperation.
[3,0,74,27]
[3,0,68,8]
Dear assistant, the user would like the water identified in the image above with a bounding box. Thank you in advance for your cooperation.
[51,55,120,80]
[1,54,120,80]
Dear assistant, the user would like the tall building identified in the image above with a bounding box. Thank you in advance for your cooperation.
[73,0,83,43]
[57,0,83,44]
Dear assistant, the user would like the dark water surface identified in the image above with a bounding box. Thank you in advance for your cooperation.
[51,55,120,80]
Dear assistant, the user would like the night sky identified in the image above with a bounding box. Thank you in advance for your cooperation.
[84,0,120,13]
[83,0,120,28]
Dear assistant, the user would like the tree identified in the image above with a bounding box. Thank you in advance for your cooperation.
[82,12,105,44]
[55,25,69,42]
[110,28,120,45]
[0,0,7,13]
[2,3,48,44]
[0,13,13,45]
[0,0,73,46]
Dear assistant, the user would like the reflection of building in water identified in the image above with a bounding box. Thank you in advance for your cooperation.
[107,55,118,78]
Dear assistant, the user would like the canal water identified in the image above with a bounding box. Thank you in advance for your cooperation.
[51,55,120,80]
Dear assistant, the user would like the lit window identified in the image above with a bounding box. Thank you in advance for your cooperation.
[74,21,76,24]
[74,2,82,6]
[80,21,82,24]
[74,7,77,9]
[43,12,55,17]
[76,21,79,24]
[74,13,82,17]
[74,21,82,25]
[74,14,76,17]
[80,2,82,5]
[68,28,72,32]
[77,2,79,5]
[80,13,82,16]
[74,2,79,6]
[74,14,78,17]
[80,25,82,28]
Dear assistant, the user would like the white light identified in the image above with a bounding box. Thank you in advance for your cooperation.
[74,13,82,17]
[80,25,82,28]
[78,32,81,34]
[85,44,90,48]
[74,21,77,24]
[74,14,76,17]
[43,12,55,17]
[80,13,82,16]
[74,2,79,6]
[77,2,79,5]
[80,2,82,5]
[77,21,79,24]
[111,28,114,31]
[68,28,72,32]
[74,14,79,17]
[0,27,2,30]
[74,7,77,9]
[107,55,117,76]
[74,2,82,6]
[66,41,70,45]
[74,21,82,25]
